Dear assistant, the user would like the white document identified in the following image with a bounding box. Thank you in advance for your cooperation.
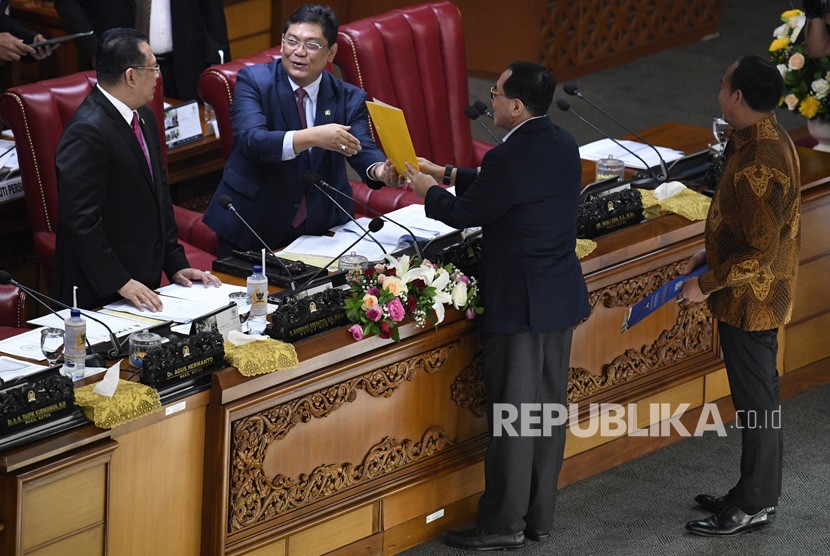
[104,294,222,324]
[29,309,148,344]
[579,138,684,170]
[0,355,48,380]
[0,329,50,361]
[156,282,246,304]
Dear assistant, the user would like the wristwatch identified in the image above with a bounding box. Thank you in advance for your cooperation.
[442,164,454,185]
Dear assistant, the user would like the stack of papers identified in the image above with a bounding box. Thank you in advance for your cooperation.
[282,202,458,262]
[580,138,684,171]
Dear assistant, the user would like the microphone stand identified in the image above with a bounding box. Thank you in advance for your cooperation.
[556,100,662,189]
[218,195,296,290]
[564,83,669,182]
[313,178,426,261]
[297,218,385,289]
[0,271,123,357]
[305,179,389,256]
[466,103,502,145]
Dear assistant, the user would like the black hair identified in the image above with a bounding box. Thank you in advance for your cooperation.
[729,54,784,112]
[284,4,339,48]
[95,28,149,86]
[502,61,556,117]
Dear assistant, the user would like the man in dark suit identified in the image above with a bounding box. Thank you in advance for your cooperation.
[406,61,590,551]
[54,27,219,311]
[203,4,398,256]
[53,0,229,100]
[0,0,55,63]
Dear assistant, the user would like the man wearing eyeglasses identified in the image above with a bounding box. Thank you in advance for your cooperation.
[405,62,589,551]
[204,4,399,256]
[54,28,219,311]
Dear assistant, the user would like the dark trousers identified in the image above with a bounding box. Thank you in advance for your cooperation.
[719,321,783,508]
[476,328,573,534]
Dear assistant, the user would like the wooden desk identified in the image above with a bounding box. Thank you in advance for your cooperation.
[2,123,828,555]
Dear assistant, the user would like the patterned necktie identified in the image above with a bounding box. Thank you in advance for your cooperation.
[292,87,309,227]
[132,112,153,179]
[135,0,152,38]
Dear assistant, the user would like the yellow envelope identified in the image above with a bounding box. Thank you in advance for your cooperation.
[365,99,419,175]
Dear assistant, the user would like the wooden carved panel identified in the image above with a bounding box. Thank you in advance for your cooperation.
[542,0,722,80]
[569,261,714,402]
[228,343,459,533]
[451,351,485,417]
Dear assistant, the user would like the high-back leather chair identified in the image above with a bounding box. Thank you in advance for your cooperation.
[0,284,27,340]
[335,1,493,169]
[197,47,419,217]
[0,72,217,288]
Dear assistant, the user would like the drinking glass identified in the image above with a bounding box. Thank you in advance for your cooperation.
[712,117,730,152]
[40,327,65,366]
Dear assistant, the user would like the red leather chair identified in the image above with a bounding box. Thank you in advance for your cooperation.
[197,47,417,217]
[335,1,493,170]
[0,284,27,340]
[0,72,217,288]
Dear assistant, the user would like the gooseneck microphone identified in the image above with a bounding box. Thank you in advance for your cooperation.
[466,102,502,145]
[308,175,426,261]
[298,217,385,289]
[217,194,296,290]
[473,100,493,119]
[302,174,388,256]
[0,270,123,357]
[563,83,668,182]
[556,100,661,189]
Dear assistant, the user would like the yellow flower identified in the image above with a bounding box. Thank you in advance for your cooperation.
[770,37,791,52]
[781,9,802,20]
[799,95,821,118]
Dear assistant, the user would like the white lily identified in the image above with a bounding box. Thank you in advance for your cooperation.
[429,269,452,324]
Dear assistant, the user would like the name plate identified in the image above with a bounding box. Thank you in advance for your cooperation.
[269,288,348,343]
[140,331,225,388]
[1,368,75,435]
[577,188,644,239]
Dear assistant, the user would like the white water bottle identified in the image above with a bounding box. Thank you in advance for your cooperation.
[247,265,268,334]
[63,309,87,381]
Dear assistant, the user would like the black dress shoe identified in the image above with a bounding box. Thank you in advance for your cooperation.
[694,493,777,516]
[686,506,773,536]
[444,528,526,551]
[524,528,550,542]
[694,493,731,513]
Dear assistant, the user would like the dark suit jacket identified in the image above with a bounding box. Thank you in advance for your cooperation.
[425,117,590,334]
[0,0,38,43]
[203,60,386,250]
[53,87,189,309]
[52,0,230,99]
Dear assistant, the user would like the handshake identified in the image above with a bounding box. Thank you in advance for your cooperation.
[804,0,830,19]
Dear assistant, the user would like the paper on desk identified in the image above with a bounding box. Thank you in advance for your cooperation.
[0,355,48,380]
[579,138,684,170]
[0,139,17,169]
[157,282,245,304]
[0,329,45,360]
[282,232,388,261]
[29,309,148,343]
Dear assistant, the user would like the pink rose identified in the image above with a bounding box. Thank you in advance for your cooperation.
[466,308,477,320]
[365,306,383,322]
[386,297,405,322]
[348,324,364,341]
[367,287,380,297]
[458,274,470,284]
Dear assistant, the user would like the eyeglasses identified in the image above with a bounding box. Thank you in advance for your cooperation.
[282,35,328,52]
[489,84,506,101]
[131,64,161,74]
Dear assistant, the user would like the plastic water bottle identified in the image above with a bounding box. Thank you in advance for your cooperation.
[247,265,268,334]
[63,309,87,381]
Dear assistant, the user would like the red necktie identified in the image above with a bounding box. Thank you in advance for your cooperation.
[132,112,153,180]
[292,87,308,227]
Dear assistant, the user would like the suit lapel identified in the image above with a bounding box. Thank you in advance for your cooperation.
[276,62,313,170]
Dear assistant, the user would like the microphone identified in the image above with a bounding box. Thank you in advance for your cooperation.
[217,194,296,290]
[298,217,385,289]
[466,102,501,144]
[563,83,668,182]
[0,270,123,358]
[310,176,426,261]
[474,100,493,119]
[556,100,661,189]
[302,174,388,256]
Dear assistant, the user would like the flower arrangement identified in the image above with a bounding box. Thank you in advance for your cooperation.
[770,9,830,120]
[344,254,482,342]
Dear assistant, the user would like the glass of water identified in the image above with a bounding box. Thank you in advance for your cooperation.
[40,327,65,366]
[712,116,730,152]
